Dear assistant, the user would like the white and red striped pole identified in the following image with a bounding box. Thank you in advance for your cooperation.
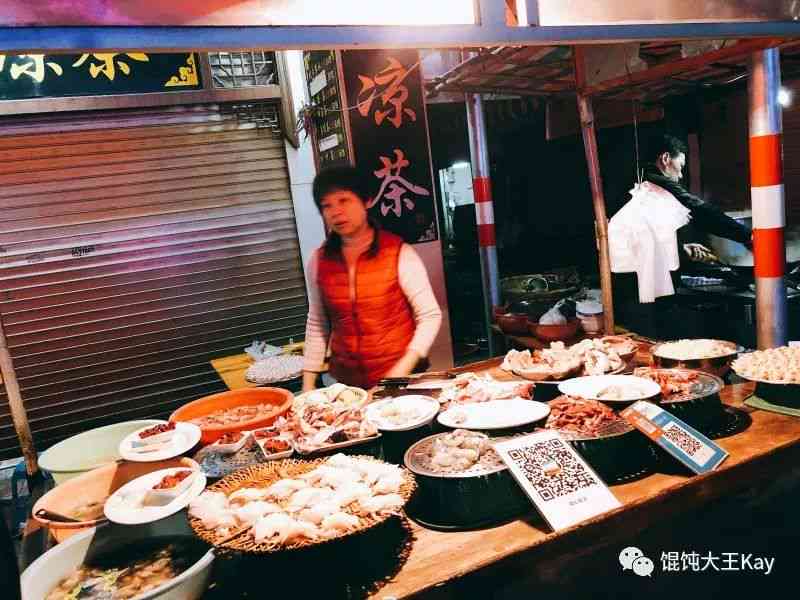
[748,48,788,348]
[465,91,501,355]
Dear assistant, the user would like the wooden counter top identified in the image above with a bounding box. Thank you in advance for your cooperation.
[373,381,800,599]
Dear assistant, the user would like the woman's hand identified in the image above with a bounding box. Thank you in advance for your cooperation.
[383,349,422,379]
[302,370,319,393]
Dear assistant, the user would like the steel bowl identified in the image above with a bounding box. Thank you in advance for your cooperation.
[650,339,738,378]
[548,418,655,484]
[403,433,530,530]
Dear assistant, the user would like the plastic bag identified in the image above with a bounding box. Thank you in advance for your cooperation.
[244,340,283,361]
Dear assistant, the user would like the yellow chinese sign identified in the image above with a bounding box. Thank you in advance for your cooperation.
[0,52,202,100]
[71,53,150,80]
[0,54,63,83]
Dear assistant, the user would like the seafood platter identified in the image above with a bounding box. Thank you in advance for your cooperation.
[435,372,535,408]
[633,367,731,436]
[192,384,380,477]
[404,429,530,529]
[188,453,415,553]
[650,338,738,378]
[279,383,380,456]
[732,346,800,407]
[500,336,636,401]
[544,396,655,483]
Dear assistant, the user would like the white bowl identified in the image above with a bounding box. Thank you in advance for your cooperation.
[39,420,164,484]
[365,395,440,431]
[21,516,214,600]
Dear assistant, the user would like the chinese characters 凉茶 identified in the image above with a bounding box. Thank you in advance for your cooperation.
[72,53,150,81]
[0,54,63,83]
[357,57,418,129]
[368,149,430,218]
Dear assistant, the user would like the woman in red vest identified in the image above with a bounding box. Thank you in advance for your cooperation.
[302,166,443,391]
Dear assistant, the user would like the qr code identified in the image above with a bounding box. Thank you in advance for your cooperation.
[507,439,596,502]
[662,422,702,456]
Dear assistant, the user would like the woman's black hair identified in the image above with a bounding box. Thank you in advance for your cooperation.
[312,165,380,258]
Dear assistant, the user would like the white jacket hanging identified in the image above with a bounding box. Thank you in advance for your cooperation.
[608,181,691,303]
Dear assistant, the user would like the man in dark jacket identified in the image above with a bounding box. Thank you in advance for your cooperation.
[613,133,753,338]
[644,134,752,261]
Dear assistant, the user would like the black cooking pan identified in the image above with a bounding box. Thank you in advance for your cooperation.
[687,259,800,289]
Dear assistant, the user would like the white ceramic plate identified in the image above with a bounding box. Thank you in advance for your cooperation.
[437,399,550,430]
[104,467,207,525]
[119,421,202,462]
[558,374,661,403]
[365,395,440,431]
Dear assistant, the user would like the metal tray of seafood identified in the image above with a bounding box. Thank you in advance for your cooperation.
[550,420,655,485]
[403,433,530,530]
[404,433,508,479]
[635,368,726,434]
[295,433,383,458]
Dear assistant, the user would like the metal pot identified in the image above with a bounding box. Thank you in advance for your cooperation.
[651,340,738,378]
[403,433,530,530]
[21,514,214,600]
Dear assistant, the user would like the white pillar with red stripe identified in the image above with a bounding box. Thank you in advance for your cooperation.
[465,92,501,355]
[748,48,788,348]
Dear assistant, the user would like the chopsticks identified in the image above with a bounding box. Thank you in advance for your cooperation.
[378,371,455,386]
[215,524,252,549]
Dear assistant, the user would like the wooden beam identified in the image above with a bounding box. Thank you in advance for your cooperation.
[0,311,38,476]
[574,46,615,334]
[583,37,782,96]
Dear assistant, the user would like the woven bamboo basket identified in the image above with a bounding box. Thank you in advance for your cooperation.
[188,455,416,554]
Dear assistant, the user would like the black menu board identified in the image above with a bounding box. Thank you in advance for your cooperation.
[340,49,438,244]
[303,51,351,170]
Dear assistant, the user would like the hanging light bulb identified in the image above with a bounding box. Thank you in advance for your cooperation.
[778,86,793,108]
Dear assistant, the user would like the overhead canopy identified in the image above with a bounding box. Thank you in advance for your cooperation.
[1,1,799,52]
[427,38,800,103]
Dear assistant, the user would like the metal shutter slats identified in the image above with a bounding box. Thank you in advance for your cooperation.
[0,103,306,459]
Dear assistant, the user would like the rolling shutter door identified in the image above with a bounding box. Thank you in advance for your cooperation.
[0,103,307,459]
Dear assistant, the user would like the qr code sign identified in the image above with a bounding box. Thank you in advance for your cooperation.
[507,439,597,502]
[662,422,703,456]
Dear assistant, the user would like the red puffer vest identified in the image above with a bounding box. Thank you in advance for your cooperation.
[317,230,415,389]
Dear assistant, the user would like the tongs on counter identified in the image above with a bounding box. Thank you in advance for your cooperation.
[378,371,456,387]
